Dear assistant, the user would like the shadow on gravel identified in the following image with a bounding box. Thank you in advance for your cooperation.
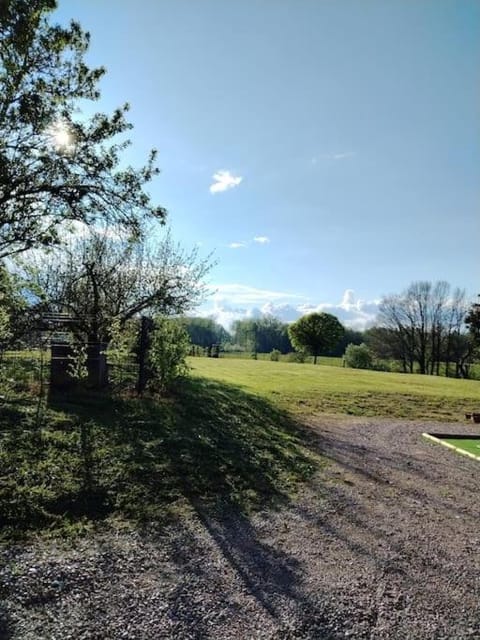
[168,502,336,638]
[194,503,300,618]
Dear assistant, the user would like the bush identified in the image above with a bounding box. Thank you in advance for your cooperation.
[372,361,391,372]
[221,342,244,353]
[148,317,190,393]
[286,351,307,363]
[344,343,373,370]
[270,349,281,361]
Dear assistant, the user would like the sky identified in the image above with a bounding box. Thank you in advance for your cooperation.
[54,0,480,330]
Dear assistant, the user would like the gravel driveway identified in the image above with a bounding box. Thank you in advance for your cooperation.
[1,416,479,639]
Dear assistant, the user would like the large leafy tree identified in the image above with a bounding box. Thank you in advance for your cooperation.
[0,0,166,258]
[288,312,345,364]
[24,229,211,387]
[0,264,40,351]
[0,265,23,352]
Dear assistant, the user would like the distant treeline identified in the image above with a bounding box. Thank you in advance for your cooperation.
[182,281,480,379]
[181,316,363,357]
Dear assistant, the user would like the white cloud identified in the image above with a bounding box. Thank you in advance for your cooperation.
[291,290,379,330]
[203,303,263,330]
[209,283,306,306]
[227,236,270,249]
[312,151,356,164]
[197,287,379,331]
[332,151,355,160]
[209,170,243,194]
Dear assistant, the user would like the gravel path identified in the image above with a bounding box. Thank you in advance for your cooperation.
[1,417,480,639]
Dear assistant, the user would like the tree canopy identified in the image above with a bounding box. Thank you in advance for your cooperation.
[376,281,470,376]
[0,0,165,258]
[464,295,480,364]
[288,312,345,364]
[181,317,230,348]
[231,317,292,354]
[27,230,212,344]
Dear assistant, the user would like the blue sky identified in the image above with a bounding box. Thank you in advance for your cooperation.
[55,1,479,329]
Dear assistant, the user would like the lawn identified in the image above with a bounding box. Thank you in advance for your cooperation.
[189,357,480,421]
[221,352,344,366]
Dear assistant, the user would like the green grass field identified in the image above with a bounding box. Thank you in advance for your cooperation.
[221,352,344,366]
[189,358,480,421]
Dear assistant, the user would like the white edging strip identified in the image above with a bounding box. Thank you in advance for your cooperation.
[422,433,480,462]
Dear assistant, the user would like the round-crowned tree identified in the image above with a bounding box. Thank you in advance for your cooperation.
[288,312,345,364]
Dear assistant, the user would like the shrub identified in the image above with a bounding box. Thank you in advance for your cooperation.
[372,361,391,372]
[286,351,307,363]
[344,343,373,369]
[270,349,281,361]
[148,317,190,393]
[221,342,244,353]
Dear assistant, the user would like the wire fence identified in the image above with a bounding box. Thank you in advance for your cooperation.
[0,343,142,396]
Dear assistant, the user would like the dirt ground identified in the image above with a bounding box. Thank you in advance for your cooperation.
[1,416,479,639]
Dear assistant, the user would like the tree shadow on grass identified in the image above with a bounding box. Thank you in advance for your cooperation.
[0,377,318,535]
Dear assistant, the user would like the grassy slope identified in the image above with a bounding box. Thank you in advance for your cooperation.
[0,378,318,539]
[190,358,480,421]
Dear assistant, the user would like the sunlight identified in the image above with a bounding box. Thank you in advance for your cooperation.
[45,119,75,152]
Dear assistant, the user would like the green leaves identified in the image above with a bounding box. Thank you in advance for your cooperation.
[0,0,166,258]
[288,312,345,364]
[148,317,191,394]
